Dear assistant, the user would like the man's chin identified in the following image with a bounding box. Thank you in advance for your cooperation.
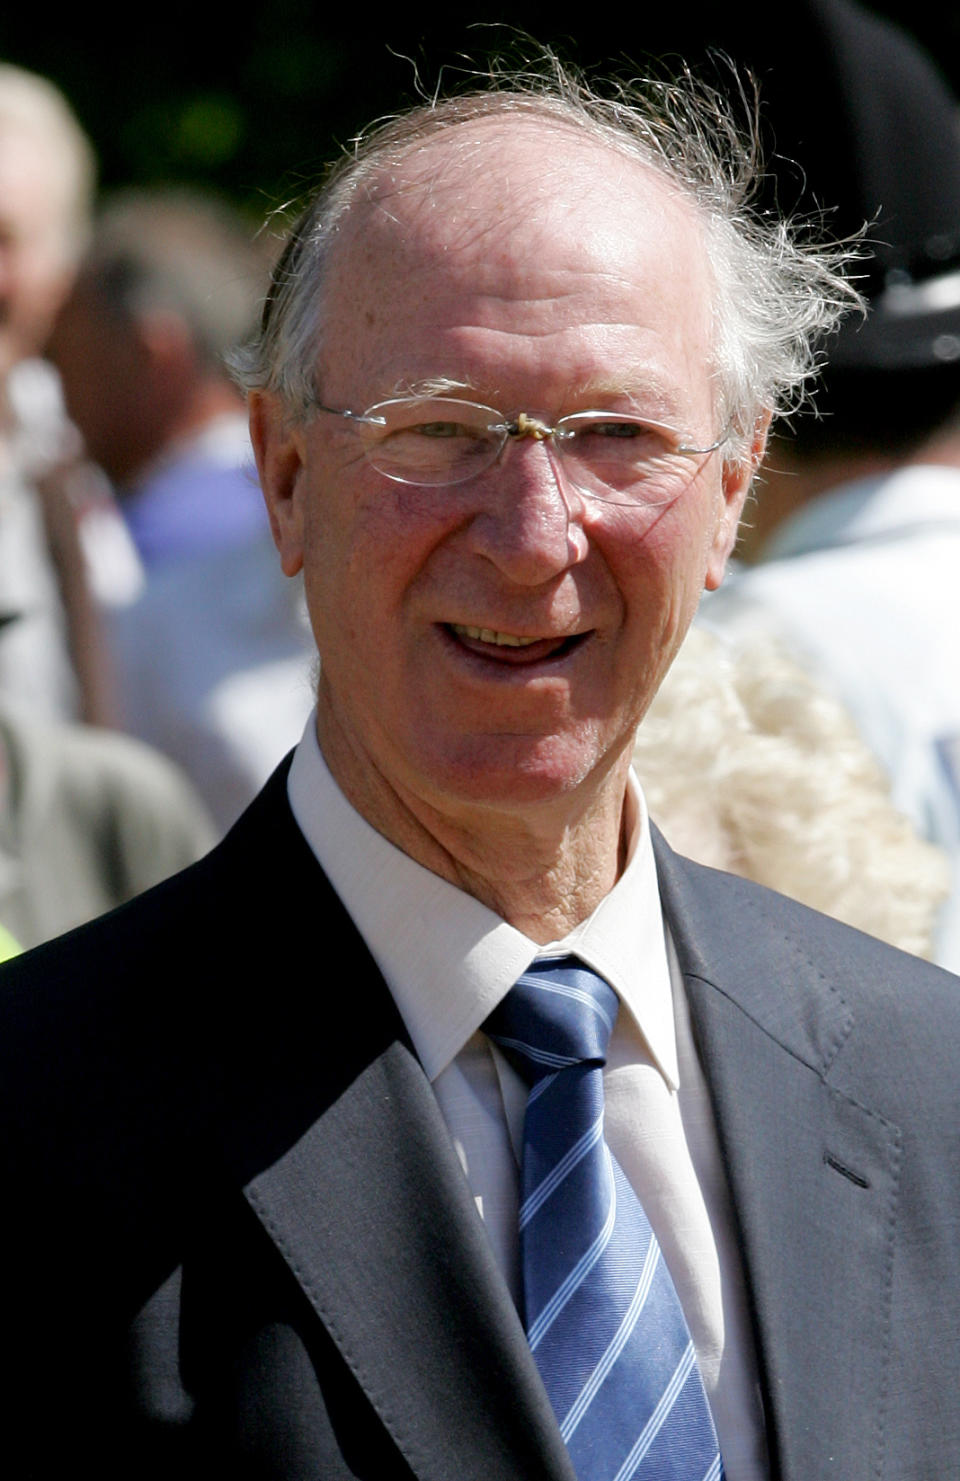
[409,730,621,814]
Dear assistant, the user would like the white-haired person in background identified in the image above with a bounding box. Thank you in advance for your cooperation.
[0,62,128,723]
[635,627,949,960]
[0,68,216,952]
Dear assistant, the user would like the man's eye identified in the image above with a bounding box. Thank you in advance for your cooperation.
[411,420,471,439]
[567,419,676,453]
[586,421,650,439]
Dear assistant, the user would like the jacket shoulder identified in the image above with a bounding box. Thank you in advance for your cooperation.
[654,831,960,1113]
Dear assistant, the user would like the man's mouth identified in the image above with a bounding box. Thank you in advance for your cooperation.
[451,625,543,648]
[446,623,588,663]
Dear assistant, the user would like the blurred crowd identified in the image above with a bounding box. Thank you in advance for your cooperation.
[0,0,958,968]
[0,61,315,951]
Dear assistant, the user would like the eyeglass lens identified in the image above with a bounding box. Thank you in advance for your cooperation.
[352,398,720,505]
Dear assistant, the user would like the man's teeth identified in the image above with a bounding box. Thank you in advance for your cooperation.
[452,625,543,648]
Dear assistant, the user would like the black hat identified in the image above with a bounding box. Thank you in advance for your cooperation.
[798,0,960,372]
[628,0,960,375]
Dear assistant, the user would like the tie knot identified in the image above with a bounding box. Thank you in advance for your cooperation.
[484,956,618,1087]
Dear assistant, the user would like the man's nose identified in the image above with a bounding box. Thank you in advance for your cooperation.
[466,436,589,585]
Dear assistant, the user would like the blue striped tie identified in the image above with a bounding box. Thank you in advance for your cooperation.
[485,956,723,1481]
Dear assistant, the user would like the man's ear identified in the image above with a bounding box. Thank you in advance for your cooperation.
[704,410,771,591]
[249,391,308,577]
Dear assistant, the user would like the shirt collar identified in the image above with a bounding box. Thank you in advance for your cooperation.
[287,713,679,1090]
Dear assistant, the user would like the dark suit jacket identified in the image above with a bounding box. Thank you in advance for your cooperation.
[2,759,958,1479]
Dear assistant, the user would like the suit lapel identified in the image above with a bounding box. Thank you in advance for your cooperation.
[243,1031,574,1481]
[654,836,901,1481]
[218,773,573,1481]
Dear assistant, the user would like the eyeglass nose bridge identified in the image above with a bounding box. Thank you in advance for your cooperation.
[503,411,556,443]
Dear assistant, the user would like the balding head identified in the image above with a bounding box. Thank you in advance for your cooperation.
[233,65,858,463]
[315,113,717,452]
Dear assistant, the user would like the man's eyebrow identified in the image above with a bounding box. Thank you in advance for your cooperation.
[388,376,477,400]
[566,373,681,415]
[379,373,692,422]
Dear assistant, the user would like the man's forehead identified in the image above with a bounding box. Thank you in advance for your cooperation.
[322,114,706,327]
[310,115,717,414]
[346,114,693,245]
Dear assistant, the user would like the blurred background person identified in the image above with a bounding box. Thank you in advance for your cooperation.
[699,0,960,970]
[50,189,315,832]
[0,62,120,724]
[0,67,216,952]
[0,700,216,953]
[53,189,271,570]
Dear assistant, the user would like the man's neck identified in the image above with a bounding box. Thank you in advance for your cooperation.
[315,703,629,945]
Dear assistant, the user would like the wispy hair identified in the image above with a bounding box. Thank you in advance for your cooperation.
[230,51,862,458]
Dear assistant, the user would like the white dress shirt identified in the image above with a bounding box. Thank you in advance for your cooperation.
[288,717,769,1477]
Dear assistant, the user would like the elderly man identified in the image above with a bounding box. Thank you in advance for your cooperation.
[2,68,958,1481]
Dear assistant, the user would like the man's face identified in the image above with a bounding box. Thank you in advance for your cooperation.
[257,120,755,830]
[0,128,77,384]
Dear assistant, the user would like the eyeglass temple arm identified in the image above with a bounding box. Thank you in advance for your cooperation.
[314,402,388,427]
[678,422,732,456]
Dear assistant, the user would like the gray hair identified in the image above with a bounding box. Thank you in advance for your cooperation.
[230,58,861,453]
[0,63,96,262]
[80,189,270,372]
